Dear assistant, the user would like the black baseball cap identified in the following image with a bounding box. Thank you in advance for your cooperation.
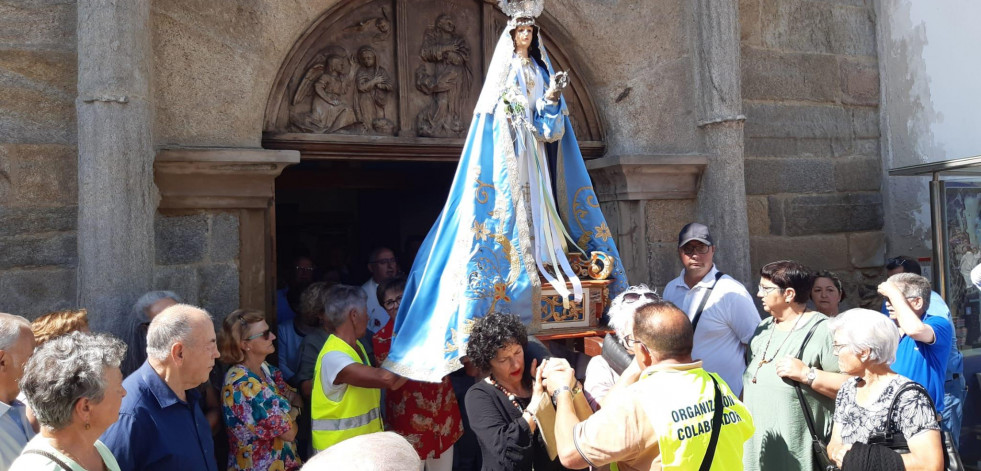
[678,223,713,248]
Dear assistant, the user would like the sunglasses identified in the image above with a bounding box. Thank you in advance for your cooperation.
[245,329,272,341]
[681,244,711,256]
[623,292,658,304]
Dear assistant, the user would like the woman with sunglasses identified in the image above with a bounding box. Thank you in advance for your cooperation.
[218,309,302,470]
[583,285,658,410]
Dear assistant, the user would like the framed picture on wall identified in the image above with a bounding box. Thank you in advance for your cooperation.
[941,181,981,348]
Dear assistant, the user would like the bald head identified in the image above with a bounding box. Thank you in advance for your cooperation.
[0,313,31,350]
[633,301,694,361]
[146,304,211,361]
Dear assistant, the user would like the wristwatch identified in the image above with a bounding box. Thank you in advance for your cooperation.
[805,366,818,386]
[551,386,573,405]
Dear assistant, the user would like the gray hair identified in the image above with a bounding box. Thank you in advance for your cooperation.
[887,273,932,311]
[146,304,210,361]
[323,284,367,330]
[607,285,659,338]
[304,431,420,470]
[0,313,31,350]
[132,291,183,321]
[829,308,900,365]
[20,331,127,430]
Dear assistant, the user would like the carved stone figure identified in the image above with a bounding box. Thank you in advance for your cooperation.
[415,14,473,137]
[290,47,359,134]
[354,45,395,135]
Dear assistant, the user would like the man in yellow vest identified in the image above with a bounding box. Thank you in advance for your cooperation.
[311,284,407,451]
[544,300,755,470]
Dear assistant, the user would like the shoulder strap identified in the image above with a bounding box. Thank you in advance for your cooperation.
[883,381,936,432]
[792,318,826,441]
[22,449,73,471]
[691,271,725,332]
[699,374,725,471]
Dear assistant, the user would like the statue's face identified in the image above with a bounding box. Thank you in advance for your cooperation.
[514,25,534,52]
[327,56,344,73]
[361,50,376,67]
[437,15,455,33]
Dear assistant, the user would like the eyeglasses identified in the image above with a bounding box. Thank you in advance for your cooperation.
[370,257,397,266]
[832,343,847,355]
[757,285,782,296]
[295,265,315,272]
[383,295,403,309]
[681,244,711,256]
[245,329,272,341]
[621,334,642,349]
[623,292,658,304]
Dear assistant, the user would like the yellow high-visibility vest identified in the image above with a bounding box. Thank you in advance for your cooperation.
[612,367,755,471]
[311,335,383,451]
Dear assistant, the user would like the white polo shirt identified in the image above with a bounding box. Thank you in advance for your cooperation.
[663,265,761,395]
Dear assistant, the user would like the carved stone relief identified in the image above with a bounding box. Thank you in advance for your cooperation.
[266,0,604,150]
[290,46,359,134]
[414,13,473,137]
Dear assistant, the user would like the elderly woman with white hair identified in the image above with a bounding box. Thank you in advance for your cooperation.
[827,308,944,471]
[10,332,127,471]
[582,285,659,410]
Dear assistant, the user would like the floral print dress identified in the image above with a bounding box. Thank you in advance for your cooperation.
[373,320,464,459]
[222,363,301,471]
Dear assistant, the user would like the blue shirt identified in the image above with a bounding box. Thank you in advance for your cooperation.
[101,361,218,471]
[0,399,35,469]
[882,291,963,378]
[891,314,952,412]
[277,319,305,383]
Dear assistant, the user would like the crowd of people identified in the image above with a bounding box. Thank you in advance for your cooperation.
[0,221,969,471]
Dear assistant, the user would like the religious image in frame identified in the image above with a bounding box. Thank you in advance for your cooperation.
[941,181,981,348]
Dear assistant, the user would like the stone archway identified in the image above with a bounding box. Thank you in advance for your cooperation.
[261,0,606,160]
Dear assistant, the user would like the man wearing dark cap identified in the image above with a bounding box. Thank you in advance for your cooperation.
[662,222,760,395]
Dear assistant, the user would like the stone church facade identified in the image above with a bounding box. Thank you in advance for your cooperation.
[0,0,883,335]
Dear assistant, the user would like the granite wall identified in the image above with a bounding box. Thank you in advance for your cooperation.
[0,0,79,316]
[739,0,885,307]
[153,212,240,322]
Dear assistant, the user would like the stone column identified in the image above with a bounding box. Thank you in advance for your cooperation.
[691,0,752,283]
[76,0,155,335]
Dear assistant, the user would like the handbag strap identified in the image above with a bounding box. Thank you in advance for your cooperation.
[698,374,725,471]
[22,449,73,470]
[792,318,826,442]
[691,271,724,332]
[882,380,936,434]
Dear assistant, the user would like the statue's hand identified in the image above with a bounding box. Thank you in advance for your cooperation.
[545,71,569,102]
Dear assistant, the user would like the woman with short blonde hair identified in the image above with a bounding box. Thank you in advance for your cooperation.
[31,309,89,347]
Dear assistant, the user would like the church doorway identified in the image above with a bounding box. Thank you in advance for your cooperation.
[274,159,455,292]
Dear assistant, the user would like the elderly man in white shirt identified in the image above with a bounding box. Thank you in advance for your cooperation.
[662,223,760,395]
[0,313,36,468]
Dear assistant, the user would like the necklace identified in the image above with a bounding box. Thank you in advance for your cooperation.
[486,376,524,413]
[750,311,807,384]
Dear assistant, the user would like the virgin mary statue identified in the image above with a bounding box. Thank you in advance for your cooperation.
[383,0,627,382]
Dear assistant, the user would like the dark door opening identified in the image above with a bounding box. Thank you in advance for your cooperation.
[274,159,456,289]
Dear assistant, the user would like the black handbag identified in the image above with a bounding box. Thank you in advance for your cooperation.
[791,319,840,471]
[867,381,964,471]
[601,332,634,375]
